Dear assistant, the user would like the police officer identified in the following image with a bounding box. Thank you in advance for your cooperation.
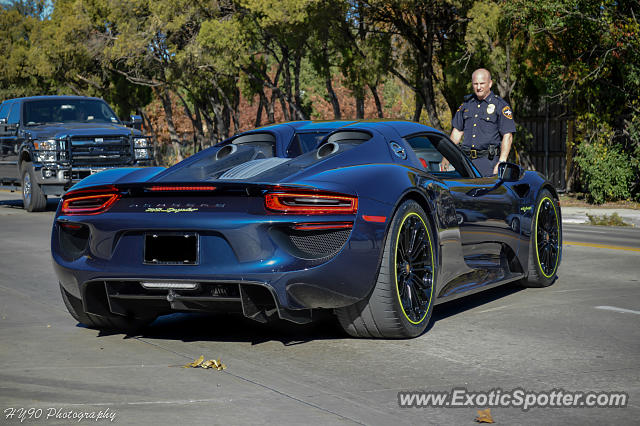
[446,68,516,176]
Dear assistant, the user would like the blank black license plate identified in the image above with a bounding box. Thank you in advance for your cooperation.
[144,233,198,265]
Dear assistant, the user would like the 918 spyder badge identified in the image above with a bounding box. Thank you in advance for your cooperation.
[145,207,199,213]
[487,104,495,114]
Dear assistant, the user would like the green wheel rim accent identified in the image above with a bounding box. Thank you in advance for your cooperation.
[534,196,560,278]
[394,212,435,325]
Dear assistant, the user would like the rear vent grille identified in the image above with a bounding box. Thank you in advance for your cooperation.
[287,229,350,259]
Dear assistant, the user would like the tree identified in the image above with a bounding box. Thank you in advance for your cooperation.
[360,1,474,128]
[506,0,640,201]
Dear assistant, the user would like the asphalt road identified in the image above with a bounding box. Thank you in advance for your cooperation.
[0,191,638,425]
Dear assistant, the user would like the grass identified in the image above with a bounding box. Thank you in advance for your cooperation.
[586,212,631,227]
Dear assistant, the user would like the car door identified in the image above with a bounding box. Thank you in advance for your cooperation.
[404,133,521,265]
[0,101,19,180]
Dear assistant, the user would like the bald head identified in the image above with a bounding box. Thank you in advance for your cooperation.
[471,68,493,101]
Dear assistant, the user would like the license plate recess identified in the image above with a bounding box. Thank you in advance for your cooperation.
[144,232,198,265]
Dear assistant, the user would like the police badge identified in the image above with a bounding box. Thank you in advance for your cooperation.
[487,104,495,114]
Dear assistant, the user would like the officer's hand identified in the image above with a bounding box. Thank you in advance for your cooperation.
[492,162,500,176]
[440,157,450,172]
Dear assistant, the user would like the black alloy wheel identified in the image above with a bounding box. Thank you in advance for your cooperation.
[396,213,434,324]
[336,200,436,338]
[521,189,562,288]
[536,197,560,277]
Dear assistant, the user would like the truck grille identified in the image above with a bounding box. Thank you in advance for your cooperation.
[69,136,133,167]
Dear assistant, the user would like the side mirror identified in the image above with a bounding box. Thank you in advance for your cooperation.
[126,115,143,130]
[498,162,523,182]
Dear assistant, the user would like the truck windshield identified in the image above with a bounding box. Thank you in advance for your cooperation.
[23,99,120,126]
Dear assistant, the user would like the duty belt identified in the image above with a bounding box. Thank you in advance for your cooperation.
[461,145,500,160]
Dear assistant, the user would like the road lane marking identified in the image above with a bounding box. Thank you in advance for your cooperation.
[595,306,640,315]
[564,241,640,252]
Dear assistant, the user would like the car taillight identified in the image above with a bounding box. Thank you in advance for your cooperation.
[61,186,120,215]
[265,191,358,215]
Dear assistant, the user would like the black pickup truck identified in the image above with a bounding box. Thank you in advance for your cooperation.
[0,95,152,211]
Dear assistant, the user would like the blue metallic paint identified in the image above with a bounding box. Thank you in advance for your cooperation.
[52,120,559,325]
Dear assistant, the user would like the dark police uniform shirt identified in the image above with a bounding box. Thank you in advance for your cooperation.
[451,91,516,175]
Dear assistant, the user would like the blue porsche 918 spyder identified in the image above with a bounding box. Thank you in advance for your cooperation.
[52,120,561,338]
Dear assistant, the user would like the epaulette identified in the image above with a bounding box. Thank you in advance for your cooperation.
[463,94,473,101]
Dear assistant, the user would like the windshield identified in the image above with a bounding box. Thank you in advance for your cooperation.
[23,99,120,126]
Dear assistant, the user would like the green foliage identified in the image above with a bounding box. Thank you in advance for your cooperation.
[574,117,635,204]
[586,212,630,227]
[0,0,637,185]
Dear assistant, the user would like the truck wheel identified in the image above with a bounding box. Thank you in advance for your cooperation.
[21,163,47,212]
[59,284,153,332]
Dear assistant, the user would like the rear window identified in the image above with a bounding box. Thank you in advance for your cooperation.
[286,132,329,157]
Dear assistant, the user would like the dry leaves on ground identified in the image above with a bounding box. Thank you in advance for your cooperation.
[474,408,494,423]
[182,355,226,371]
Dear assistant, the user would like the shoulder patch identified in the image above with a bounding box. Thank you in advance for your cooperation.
[502,105,513,119]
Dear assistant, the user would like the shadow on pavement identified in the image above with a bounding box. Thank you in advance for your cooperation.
[88,281,525,344]
[112,311,345,346]
[0,196,60,212]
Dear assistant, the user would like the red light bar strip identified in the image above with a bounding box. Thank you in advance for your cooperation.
[362,215,386,223]
[292,222,353,231]
[147,185,217,191]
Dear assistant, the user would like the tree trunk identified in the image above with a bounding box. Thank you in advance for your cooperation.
[209,91,228,141]
[156,86,183,163]
[419,28,443,130]
[413,96,423,122]
[140,110,159,166]
[369,84,383,118]
[326,77,341,119]
[264,89,276,124]
[194,104,204,152]
[199,107,215,147]
[356,96,364,119]
[282,46,294,119]
[255,93,264,127]
[231,85,240,133]
[175,90,205,154]
[293,52,304,119]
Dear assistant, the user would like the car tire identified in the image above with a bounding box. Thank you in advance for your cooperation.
[21,162,47,212]
[59,284,153,332]
[521,189,562,288]
[336,200,436,338]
